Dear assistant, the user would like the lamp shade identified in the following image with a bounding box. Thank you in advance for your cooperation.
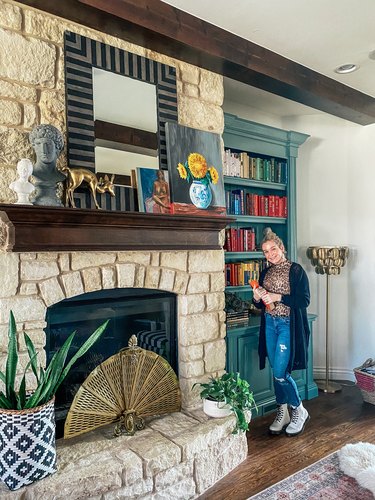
[306,246,349,275]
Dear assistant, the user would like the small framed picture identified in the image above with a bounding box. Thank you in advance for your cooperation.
[136,167,171,213]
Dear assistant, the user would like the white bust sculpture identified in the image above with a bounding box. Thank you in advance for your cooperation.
[9,159,35,205]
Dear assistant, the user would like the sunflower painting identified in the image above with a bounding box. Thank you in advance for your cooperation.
[165,123,226,216]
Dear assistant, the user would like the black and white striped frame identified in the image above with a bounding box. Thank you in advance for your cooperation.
[64,31,178,173]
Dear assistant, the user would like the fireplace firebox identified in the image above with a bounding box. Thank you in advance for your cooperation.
[45,288,177,437]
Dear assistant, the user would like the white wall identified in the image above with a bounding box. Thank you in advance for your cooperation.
[344,124,375,373]
[224,99,375,381]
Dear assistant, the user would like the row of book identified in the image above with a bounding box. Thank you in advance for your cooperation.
[226,310,249,327]
[224,227,257,252]
[223,149,287,184]
[225,260,267,287]
[226,190,288,218]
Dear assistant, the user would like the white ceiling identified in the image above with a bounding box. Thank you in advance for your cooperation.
[162,0,375,117]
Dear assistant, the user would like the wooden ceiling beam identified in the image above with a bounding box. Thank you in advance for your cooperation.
[18,0,375,125]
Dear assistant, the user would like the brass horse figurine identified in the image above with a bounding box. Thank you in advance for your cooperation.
[62,167,115,209]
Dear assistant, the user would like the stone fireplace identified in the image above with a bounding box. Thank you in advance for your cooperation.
[0,243,248,499]
[0,247,227,405]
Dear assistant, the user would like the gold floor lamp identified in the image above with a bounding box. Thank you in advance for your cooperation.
[306,246,349,393]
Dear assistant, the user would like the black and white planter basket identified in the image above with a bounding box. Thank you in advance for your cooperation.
[0,398,57,491]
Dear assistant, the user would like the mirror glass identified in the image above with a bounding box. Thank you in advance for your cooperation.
[93,68,157,132]
[95,146,158,176]
[92,68,158,176]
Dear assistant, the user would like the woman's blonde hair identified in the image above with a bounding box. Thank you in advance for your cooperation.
[261,227,285,253]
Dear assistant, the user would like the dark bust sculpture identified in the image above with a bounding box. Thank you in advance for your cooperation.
[29,124,65,206]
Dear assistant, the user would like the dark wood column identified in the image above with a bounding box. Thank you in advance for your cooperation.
[17,0,375,125]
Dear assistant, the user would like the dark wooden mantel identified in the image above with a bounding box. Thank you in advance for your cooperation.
[0,205,232,252]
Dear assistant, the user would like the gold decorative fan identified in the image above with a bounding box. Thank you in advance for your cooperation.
[64,335,181,439]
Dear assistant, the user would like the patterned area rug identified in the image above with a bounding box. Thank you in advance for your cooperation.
[248,451,374,499]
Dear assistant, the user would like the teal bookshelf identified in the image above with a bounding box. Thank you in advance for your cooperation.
[223,113,318,413]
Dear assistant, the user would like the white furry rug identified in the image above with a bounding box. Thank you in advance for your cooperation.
[338,442,375,495]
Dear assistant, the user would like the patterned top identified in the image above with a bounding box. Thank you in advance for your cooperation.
[263,260,292,317]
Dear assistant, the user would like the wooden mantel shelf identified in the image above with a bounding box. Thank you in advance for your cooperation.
[0,205,232,252]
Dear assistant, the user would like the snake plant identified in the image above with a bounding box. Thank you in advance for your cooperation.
[0,311,109,410]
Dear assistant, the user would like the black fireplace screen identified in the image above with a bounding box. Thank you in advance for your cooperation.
[45,288,177,435]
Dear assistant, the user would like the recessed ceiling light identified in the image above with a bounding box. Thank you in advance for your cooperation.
[334,63,359,74]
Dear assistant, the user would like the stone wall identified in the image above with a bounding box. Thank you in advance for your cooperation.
[0,410,248,499]
[0,0,224,203]
[0,249,226,409]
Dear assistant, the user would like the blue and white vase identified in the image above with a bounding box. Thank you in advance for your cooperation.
[189,180,212,209]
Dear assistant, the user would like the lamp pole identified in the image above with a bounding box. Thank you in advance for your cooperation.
[306,246,349,393]
[325,272,330,390]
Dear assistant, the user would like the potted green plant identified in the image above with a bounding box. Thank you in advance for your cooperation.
[0,311,109,491]
[193,372,256,433]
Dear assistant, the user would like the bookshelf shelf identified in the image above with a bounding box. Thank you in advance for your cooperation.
[233,215,287,224]
[225,251,264,261]
[223,113,317,413]
[225,285,253,292]
[224,175,287,191]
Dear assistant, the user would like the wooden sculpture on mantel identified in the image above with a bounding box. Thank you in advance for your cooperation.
[64,335,181,439]
[62,166,115,209]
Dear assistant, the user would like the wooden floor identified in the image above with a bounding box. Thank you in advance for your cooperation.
[199,382,375,500]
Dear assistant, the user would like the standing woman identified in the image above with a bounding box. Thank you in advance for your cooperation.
[252,227,311,437]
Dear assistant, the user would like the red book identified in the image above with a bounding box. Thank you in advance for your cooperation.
[245,229,250,251]
[230,228,237,252]
[259,195,266,216]
[248,193,253,215]
[275,197,280,217]
[225,228,231,251]
[283,196,288,217]
[277,196,283,218]
[230,263,235,285]
[253,194,259,216]
[264,196,269,216]
[239,228,244,252]
[268,195,275,217]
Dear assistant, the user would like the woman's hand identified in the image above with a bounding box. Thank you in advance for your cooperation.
[253,287,281,305]
[253,286,268,302]
[267,292,282,303]
[253,287,262,301]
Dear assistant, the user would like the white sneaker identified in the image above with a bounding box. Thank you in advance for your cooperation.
[285,402,310,437]
[269,403,290,435]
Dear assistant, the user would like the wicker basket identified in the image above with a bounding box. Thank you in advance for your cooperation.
[354,359,375,404]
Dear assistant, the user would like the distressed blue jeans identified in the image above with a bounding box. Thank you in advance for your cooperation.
[265,314,301,408]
